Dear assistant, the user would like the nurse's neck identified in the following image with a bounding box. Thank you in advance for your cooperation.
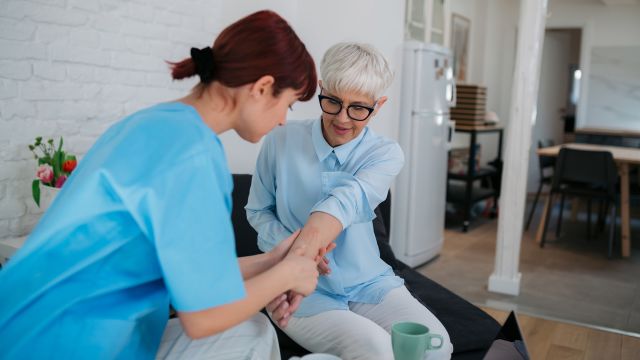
[177,82,239,135]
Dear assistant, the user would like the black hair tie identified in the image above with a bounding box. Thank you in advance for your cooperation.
[190,47,215,83]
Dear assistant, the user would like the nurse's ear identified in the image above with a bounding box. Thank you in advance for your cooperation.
[249,76,276,99]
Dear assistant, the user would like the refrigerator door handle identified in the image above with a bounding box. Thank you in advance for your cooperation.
[446,120,455,150]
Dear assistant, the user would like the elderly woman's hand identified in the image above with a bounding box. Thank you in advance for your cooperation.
[266,291,304,328]
[314,242,336,275]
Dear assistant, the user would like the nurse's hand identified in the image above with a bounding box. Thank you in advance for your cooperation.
[269,230,301,264]
[283,247,319,296]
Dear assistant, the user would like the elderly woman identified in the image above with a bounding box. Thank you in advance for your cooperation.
[246,43,453,360]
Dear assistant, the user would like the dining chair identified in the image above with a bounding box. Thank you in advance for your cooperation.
[539,148,619,257]
[525,139,555,230]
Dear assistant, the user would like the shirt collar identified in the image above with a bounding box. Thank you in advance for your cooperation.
[311,118,369,165]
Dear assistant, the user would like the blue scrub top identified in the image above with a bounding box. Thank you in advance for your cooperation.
[0,102,246,359]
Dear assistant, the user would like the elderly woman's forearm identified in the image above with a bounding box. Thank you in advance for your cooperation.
[292,211,342,258]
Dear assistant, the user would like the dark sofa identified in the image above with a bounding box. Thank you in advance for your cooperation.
[231,174,500,359]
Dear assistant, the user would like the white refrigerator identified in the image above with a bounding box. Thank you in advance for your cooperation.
[390,41,456,268]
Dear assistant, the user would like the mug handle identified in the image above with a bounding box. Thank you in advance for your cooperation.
[426,334,444,350]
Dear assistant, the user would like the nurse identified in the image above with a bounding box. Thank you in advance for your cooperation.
[247,42,454,359]
[0,10,319,360]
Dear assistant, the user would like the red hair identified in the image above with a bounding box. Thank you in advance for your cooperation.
[170,10,317,101]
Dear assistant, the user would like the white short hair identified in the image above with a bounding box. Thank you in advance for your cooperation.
[320,42,393,100]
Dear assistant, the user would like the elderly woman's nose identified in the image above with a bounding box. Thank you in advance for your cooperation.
[336,108,350,122]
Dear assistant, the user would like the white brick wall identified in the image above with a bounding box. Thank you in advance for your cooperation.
[0,0,223,239]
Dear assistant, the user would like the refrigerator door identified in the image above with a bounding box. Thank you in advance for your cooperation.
[414,44,453,114]
[403,112,448,259]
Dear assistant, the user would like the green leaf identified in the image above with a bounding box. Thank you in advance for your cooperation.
[32,180,41,207]
[65,154,77,161]
[57,137,64,153]
[52,150,64,181]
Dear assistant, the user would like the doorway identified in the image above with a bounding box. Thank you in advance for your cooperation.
[527,28,582,194]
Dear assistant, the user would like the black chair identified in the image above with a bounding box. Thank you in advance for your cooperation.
[525,139,556,230]
[539,148,619,257]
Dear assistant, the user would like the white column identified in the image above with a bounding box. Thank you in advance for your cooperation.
[488,0,548,296]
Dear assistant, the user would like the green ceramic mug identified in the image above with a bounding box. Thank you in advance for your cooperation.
[391,322,443,360]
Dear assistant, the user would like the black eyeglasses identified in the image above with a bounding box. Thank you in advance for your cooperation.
[318,94,376,121]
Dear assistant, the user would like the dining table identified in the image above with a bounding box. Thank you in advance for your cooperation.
[535,143,640,258]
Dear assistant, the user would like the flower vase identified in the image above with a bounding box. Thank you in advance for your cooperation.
[39,185,60,213]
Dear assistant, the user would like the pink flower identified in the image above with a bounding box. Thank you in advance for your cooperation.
[36,164,54,184]
[55,175,67,188]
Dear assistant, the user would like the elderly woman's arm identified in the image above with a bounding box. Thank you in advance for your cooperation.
[291,142,405,258]
[246,133,295,252]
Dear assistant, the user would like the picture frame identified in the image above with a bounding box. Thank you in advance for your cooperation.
[451,13,471,83]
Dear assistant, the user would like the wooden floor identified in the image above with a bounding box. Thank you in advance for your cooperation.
[480,306,640,359]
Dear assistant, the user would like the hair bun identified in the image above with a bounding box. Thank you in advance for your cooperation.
[190,47,215,83]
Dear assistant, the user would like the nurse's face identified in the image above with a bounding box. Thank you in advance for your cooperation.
[319,88,387,147]
[236,86,299,143]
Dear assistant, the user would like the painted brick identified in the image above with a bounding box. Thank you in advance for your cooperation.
[2,141,36,161]
[111,52,164,72]
[10,214,40,236]
[66,64,95,83]
[155,10,182,26]
[92,14,123,33]
[100,32,126,51]
[50,43,110,66]
[124,36,150,55]
[26,0,66,8]
[33,61,66,81]
[0,18,37,41]
[0,79,19,99]
[124,3,154,23]
[21,82,86,100]
[0,0,224,238]
[146,72,172,87]
[1,100,37,119]
[8,1,88,26]
[34,23,69,44]
[68,0,100,12]
[0,61,32,80]
[121,21,167,39]
[0,161,30,182]
[36,101,97,121]
[69,28,101,49]
[168,27,208,45]
[0,39,47,60]
[0,197,26,219]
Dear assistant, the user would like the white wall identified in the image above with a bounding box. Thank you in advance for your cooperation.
[0,0,406,240]
[585,46,640,130]
[546,1,640,129]
[446,0,519,167]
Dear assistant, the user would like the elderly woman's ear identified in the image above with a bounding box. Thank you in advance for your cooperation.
[372,96,388,117]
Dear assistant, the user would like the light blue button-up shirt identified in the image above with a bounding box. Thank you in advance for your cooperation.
[246,118,405,317]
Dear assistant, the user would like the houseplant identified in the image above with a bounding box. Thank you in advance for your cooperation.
[29,137,77,207]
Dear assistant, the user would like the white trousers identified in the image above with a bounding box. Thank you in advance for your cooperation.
[156,312,281,360]
[277,286,453,360]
